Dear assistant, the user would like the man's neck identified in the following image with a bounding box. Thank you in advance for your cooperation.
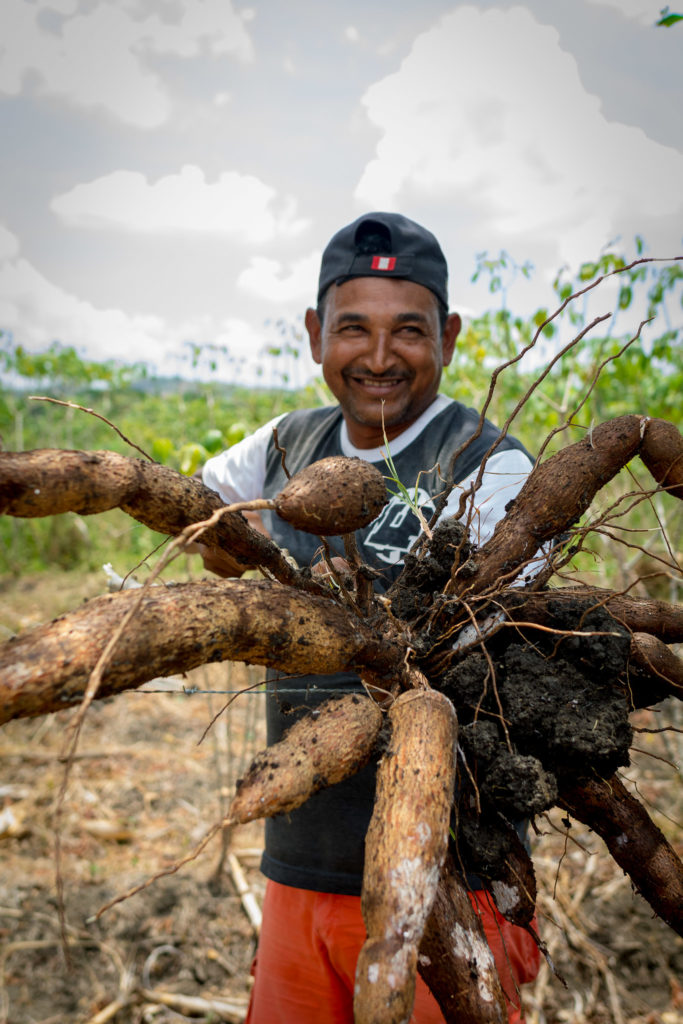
[340,395,449,457]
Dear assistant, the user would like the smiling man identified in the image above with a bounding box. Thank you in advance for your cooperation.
[200,213,541,1023]
[306,224,462,444]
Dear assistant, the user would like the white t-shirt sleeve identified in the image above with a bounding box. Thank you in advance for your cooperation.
[201,414,287,503]
[441,448,533,546]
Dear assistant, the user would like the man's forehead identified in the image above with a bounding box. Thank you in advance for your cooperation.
[325,276,440,317]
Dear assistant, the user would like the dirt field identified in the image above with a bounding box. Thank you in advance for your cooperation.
[1,572,681,1024]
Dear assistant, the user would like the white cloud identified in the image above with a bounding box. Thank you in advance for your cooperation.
[40,0,80,14]
[0,231,316,386]
[0,224,20,261]
[0,0,254,127]
[583,0,665,23]
[142,0,254,60]
[345,25,360,43]
[0,237,273,381]
[51,165,309,243]
[0,251,167,365]
[237,251,321,302]
[355,6,683,269]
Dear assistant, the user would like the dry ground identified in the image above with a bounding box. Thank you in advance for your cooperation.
[0,571,681,1024]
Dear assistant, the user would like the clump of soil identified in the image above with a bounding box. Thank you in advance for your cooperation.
[441,625,633,800]
[389,519,473,622]
[391,525,637,881]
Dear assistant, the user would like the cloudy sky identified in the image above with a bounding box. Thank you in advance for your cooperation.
[0,0,681,388]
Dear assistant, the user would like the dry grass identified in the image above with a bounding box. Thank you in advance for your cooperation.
[0,570,681,1023]
[524,703,683,1024]
[0,573,268,1022]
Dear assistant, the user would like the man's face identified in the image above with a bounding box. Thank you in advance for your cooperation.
[305,276,461,449]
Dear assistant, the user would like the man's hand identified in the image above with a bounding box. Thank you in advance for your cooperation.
[189,508,270,578]
[311,555,352,583]
[192,542,252,579]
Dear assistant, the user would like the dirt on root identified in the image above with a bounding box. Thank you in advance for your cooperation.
[0,571,682,1024]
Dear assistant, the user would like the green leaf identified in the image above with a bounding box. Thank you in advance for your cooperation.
[200,428,225,453]
[656,10,683,26]
[151,437,175,464]
[618,286,632,310]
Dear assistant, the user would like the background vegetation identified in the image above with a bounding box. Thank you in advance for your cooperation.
[1,246,681,594]
[0,247,681,1024]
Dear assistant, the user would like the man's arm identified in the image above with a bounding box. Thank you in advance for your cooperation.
[192,422,281,578]
[443,448,533,544]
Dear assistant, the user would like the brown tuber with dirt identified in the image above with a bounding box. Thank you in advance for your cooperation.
[355,687,457,1024]
[559,774,683,936]
[0,447,304,586]
[418,852,508,1023]
[445,415,683,597]
[229,693,383,823]
[272,455,388,534]
[0,580,403,724]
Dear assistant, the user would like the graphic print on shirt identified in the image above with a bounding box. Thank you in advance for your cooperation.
[362,487,435,565]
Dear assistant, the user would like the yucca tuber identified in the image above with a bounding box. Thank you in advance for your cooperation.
[355,688,457,1024]
[272,455,387,535]
[229,693,383,824]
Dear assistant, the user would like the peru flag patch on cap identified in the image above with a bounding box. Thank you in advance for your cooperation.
[371,255,397,271]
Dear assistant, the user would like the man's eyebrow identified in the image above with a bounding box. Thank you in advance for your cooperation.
[333,312,370,325]
[332,311,430,326]
[394,312,430,325]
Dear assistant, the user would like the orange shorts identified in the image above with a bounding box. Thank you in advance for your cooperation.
[245,880,540,1024]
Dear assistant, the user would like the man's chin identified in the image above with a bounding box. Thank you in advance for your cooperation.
[346,396,412,430]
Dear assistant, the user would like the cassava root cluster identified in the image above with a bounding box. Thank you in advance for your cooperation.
[1,414,682,1024]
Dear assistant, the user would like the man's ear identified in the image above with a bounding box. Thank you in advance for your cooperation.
[441,312,462,367]
[305,307,323,364]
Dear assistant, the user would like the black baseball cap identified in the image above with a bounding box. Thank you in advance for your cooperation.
[317,212,449,308]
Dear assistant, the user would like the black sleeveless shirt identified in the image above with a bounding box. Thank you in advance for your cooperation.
[256,402,529,894]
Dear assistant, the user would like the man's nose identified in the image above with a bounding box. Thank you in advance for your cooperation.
[366,330,393,374]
